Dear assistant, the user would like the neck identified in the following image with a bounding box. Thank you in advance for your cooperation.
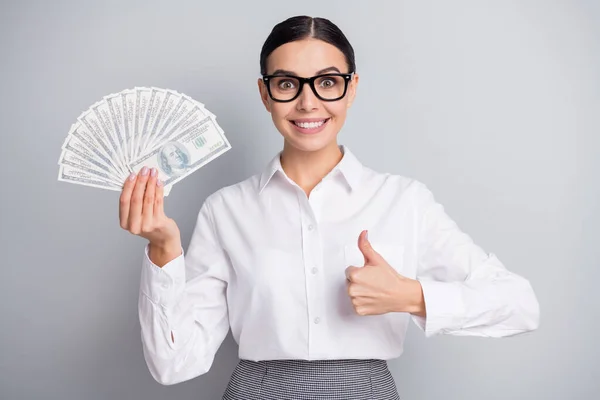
[280,141,343,195]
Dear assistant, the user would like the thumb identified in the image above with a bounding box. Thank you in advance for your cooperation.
[358,230,381,265]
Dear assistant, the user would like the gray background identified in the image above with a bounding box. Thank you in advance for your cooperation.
[1,0,598,399]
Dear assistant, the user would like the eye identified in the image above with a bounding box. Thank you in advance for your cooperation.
[277,79,296,90]
[319,78,337,89]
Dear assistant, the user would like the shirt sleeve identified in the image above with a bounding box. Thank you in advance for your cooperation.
[138,198,230,385]
[411,182,540,338]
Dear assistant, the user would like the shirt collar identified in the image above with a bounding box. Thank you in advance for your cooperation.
[258,145,363,194]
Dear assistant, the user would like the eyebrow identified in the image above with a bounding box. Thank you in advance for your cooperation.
[270,66,342,76]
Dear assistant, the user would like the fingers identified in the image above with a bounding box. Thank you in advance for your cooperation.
[345,265,360,281]
[154,178,165,218]
[119,172,137,229]
[128,166,150,234]
[120,166,167,236]
[141,168,158,230]
[346,271,364,299]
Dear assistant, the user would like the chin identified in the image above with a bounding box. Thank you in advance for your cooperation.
[284,134,338,153]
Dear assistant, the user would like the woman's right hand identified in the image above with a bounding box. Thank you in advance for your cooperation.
[119,166,181,255]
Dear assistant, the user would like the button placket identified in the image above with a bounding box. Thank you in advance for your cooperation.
[308,186,324,228]
[298,193,326,357]
[160,273,170,289]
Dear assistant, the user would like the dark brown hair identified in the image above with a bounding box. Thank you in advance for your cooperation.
[259,16,356,75]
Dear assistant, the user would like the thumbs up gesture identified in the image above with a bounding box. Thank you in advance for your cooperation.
[345,230,426,317]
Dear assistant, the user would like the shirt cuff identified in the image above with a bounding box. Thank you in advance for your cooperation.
[140,244,185,306]
[411,280,466,337]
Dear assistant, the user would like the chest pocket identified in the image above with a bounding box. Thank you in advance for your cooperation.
[344,241,404,273]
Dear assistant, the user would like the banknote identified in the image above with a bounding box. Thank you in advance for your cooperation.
[146,102,210,155]
[145,93,208,153]
[58,164,122,191]
[129,116,231,188]
[133,87,152,161]
[143,91,186,154]
[64,123,124,180]
[120,89,136,163]
[90,100,129,175]
[58,147,123,185]
[59,87,230,196]
[139,87,169,155]
[103,92,128,171]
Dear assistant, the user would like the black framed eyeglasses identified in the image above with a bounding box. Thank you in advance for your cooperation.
[262,72,354,102]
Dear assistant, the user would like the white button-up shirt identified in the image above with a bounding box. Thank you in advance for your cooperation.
[138,145,540,385]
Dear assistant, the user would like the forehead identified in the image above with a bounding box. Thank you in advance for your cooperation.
[266,38,347,75]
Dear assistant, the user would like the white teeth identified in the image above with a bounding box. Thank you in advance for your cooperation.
[295,120,326,129]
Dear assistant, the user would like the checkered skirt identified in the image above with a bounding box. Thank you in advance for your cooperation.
[222,358,400,400]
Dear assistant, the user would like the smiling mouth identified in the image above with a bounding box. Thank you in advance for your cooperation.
[291,118,330,129]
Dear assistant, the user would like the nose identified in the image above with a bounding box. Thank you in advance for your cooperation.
[296,82,319,111]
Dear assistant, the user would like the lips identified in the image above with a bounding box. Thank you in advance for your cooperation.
[291,118,330,128]
[289,118,331,135]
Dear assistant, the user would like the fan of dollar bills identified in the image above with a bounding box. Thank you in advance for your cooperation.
[57,87,231,196]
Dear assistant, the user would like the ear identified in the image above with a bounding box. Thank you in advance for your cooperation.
[346,72,359,109]
[258,78,272,113]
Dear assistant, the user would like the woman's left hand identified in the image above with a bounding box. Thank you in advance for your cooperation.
[345,230,426,317]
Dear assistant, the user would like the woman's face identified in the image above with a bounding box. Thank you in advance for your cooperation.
[258,38,359,153]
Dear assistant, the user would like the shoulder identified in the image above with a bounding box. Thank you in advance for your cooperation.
[360,164,431,200]
[201,172,262,211]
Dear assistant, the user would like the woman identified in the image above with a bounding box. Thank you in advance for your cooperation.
[119,16,540,399]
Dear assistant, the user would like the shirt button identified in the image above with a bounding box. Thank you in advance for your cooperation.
[311,267,318,274]
[314,317,321,324]
[162,282,169,289]
[308,224,314,231]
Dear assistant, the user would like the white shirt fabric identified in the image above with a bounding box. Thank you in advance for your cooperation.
[138,145,540,385]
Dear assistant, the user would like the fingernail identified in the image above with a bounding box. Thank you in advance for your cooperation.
[128,172,136,181]
[156,179,163,187]
[365,230,369,240]
[151,168,157,177]
[140,166,149,176]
